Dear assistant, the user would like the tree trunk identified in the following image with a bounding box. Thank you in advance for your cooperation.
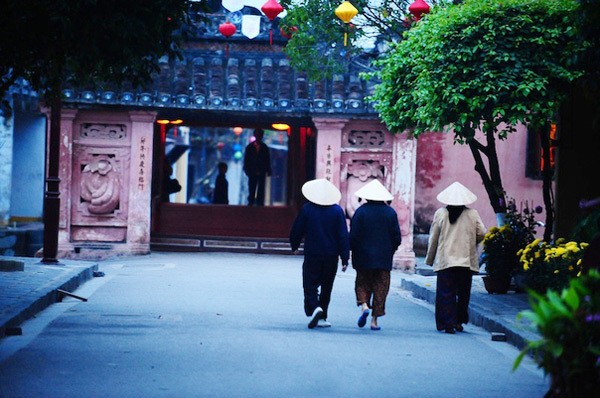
[468,135,506,215]
[539,124,555,242]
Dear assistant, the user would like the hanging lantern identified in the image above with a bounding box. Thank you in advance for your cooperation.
[280,25,298,40]
[218,21,237,57]
[408,0,430,22]
[335,1,358,47]
[261,0,284,45]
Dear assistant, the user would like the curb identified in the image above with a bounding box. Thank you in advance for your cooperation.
[0,261,98,338]
[400,277,539,351]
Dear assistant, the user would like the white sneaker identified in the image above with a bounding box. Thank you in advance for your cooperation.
[308,307,324,329]
[317,319,331,328]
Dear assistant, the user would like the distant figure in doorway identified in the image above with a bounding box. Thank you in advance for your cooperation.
[425,181,486,334]
[213,162,229,205]
[290,179,350,329]
[243,128,272,206]
[350,179,401,331]
[162,161,182,203]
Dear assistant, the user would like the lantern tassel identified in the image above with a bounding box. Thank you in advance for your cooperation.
[344,32,348,46]
[226,43,229,58]
[270,28,273,45]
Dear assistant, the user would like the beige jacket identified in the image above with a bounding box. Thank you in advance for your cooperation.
[425,207,486,272]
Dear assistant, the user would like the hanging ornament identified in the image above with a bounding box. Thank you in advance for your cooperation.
[280,25,298,40]
[222,0,244,13]
[218,21,237,57]
[408,0,430,22]
[261,0,284,45]
[335,1,359,47]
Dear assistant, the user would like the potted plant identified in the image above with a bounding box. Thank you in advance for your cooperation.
[514,269,600,397]
[480,225,518,293]
[518,238,588,293]
[480,199,540,293]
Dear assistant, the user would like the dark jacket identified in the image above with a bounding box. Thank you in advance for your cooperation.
[289,202,350,264]
[243,141,272,176]
[350,202,401,270]
[213,174,228,204]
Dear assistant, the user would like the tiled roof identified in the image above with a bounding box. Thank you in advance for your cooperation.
[62,48,378,117]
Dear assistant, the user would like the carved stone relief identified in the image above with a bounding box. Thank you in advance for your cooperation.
[80,155,121,215]
[343,159,386,218]
[80,123,127,140]
[344,130,387,149]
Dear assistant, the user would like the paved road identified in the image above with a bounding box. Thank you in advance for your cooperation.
[0,252,548,397]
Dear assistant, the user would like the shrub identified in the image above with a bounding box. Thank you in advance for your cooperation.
[519,238,588,293]
[514,270,600,397]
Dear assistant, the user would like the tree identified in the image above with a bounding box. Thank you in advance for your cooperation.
[367,0,585,223]
[0,0,198,262]
[279,0,415,81]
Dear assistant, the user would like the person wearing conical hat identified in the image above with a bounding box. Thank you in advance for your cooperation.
[290,178,350,329]
[349,179,401,331]
[425,181,486,334]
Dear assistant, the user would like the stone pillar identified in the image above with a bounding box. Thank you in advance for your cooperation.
[126,111,156,254]
[312,118,347,186]
[391,134,417,272]
[0,110,13,226]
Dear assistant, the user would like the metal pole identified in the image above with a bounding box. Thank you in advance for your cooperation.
[40,93,61,264]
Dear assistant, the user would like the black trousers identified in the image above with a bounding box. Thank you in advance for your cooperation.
[247,173,266,206]
[435,267,473,330]
[302,255,339,319]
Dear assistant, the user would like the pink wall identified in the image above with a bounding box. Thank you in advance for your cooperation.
[415,124,546,236]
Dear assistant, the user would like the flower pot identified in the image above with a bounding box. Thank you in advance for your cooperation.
[512,273,528,293]
[483,275,511,294]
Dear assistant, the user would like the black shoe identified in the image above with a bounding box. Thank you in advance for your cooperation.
[455,324,464,332]
[445,327,456,334]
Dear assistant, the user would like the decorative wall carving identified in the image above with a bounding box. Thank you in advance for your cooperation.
[80,123,127,140]
[80,156,121,215]
[341,126,394,219]
[346,130,387,148]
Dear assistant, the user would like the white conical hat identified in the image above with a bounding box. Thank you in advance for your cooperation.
[354,179,393,201]
[301,178,341,206]
[436,181,477,205]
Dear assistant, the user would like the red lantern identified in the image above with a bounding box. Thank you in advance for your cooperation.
[219,21,236,38]
[408,0,430,21]
[261,0,284,45]
[280,25,297,39]
[218,21,236,57]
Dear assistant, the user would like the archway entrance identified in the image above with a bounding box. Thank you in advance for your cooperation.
[150,112,316,252]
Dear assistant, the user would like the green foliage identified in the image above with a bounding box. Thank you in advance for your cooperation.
[0,0,192,100]
[571,208,600,243]
[280,0,415,81]
[514,270,600,397]
[368,0,585,140]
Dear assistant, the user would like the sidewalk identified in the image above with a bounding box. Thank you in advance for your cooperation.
[0,253,539,351]
[0,256,98,338]
[401,257,540,350]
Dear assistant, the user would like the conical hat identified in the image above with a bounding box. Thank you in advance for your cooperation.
[354,179,393,201]
[301,179,341,206]
[436,181,477,205]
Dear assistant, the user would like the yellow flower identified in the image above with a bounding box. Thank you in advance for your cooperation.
[489,227,499,234]
[581,242,589,249]
[554,270,560,274]
[523,263,529,271]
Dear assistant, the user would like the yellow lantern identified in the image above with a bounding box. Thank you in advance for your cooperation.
[335,1,358,46]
